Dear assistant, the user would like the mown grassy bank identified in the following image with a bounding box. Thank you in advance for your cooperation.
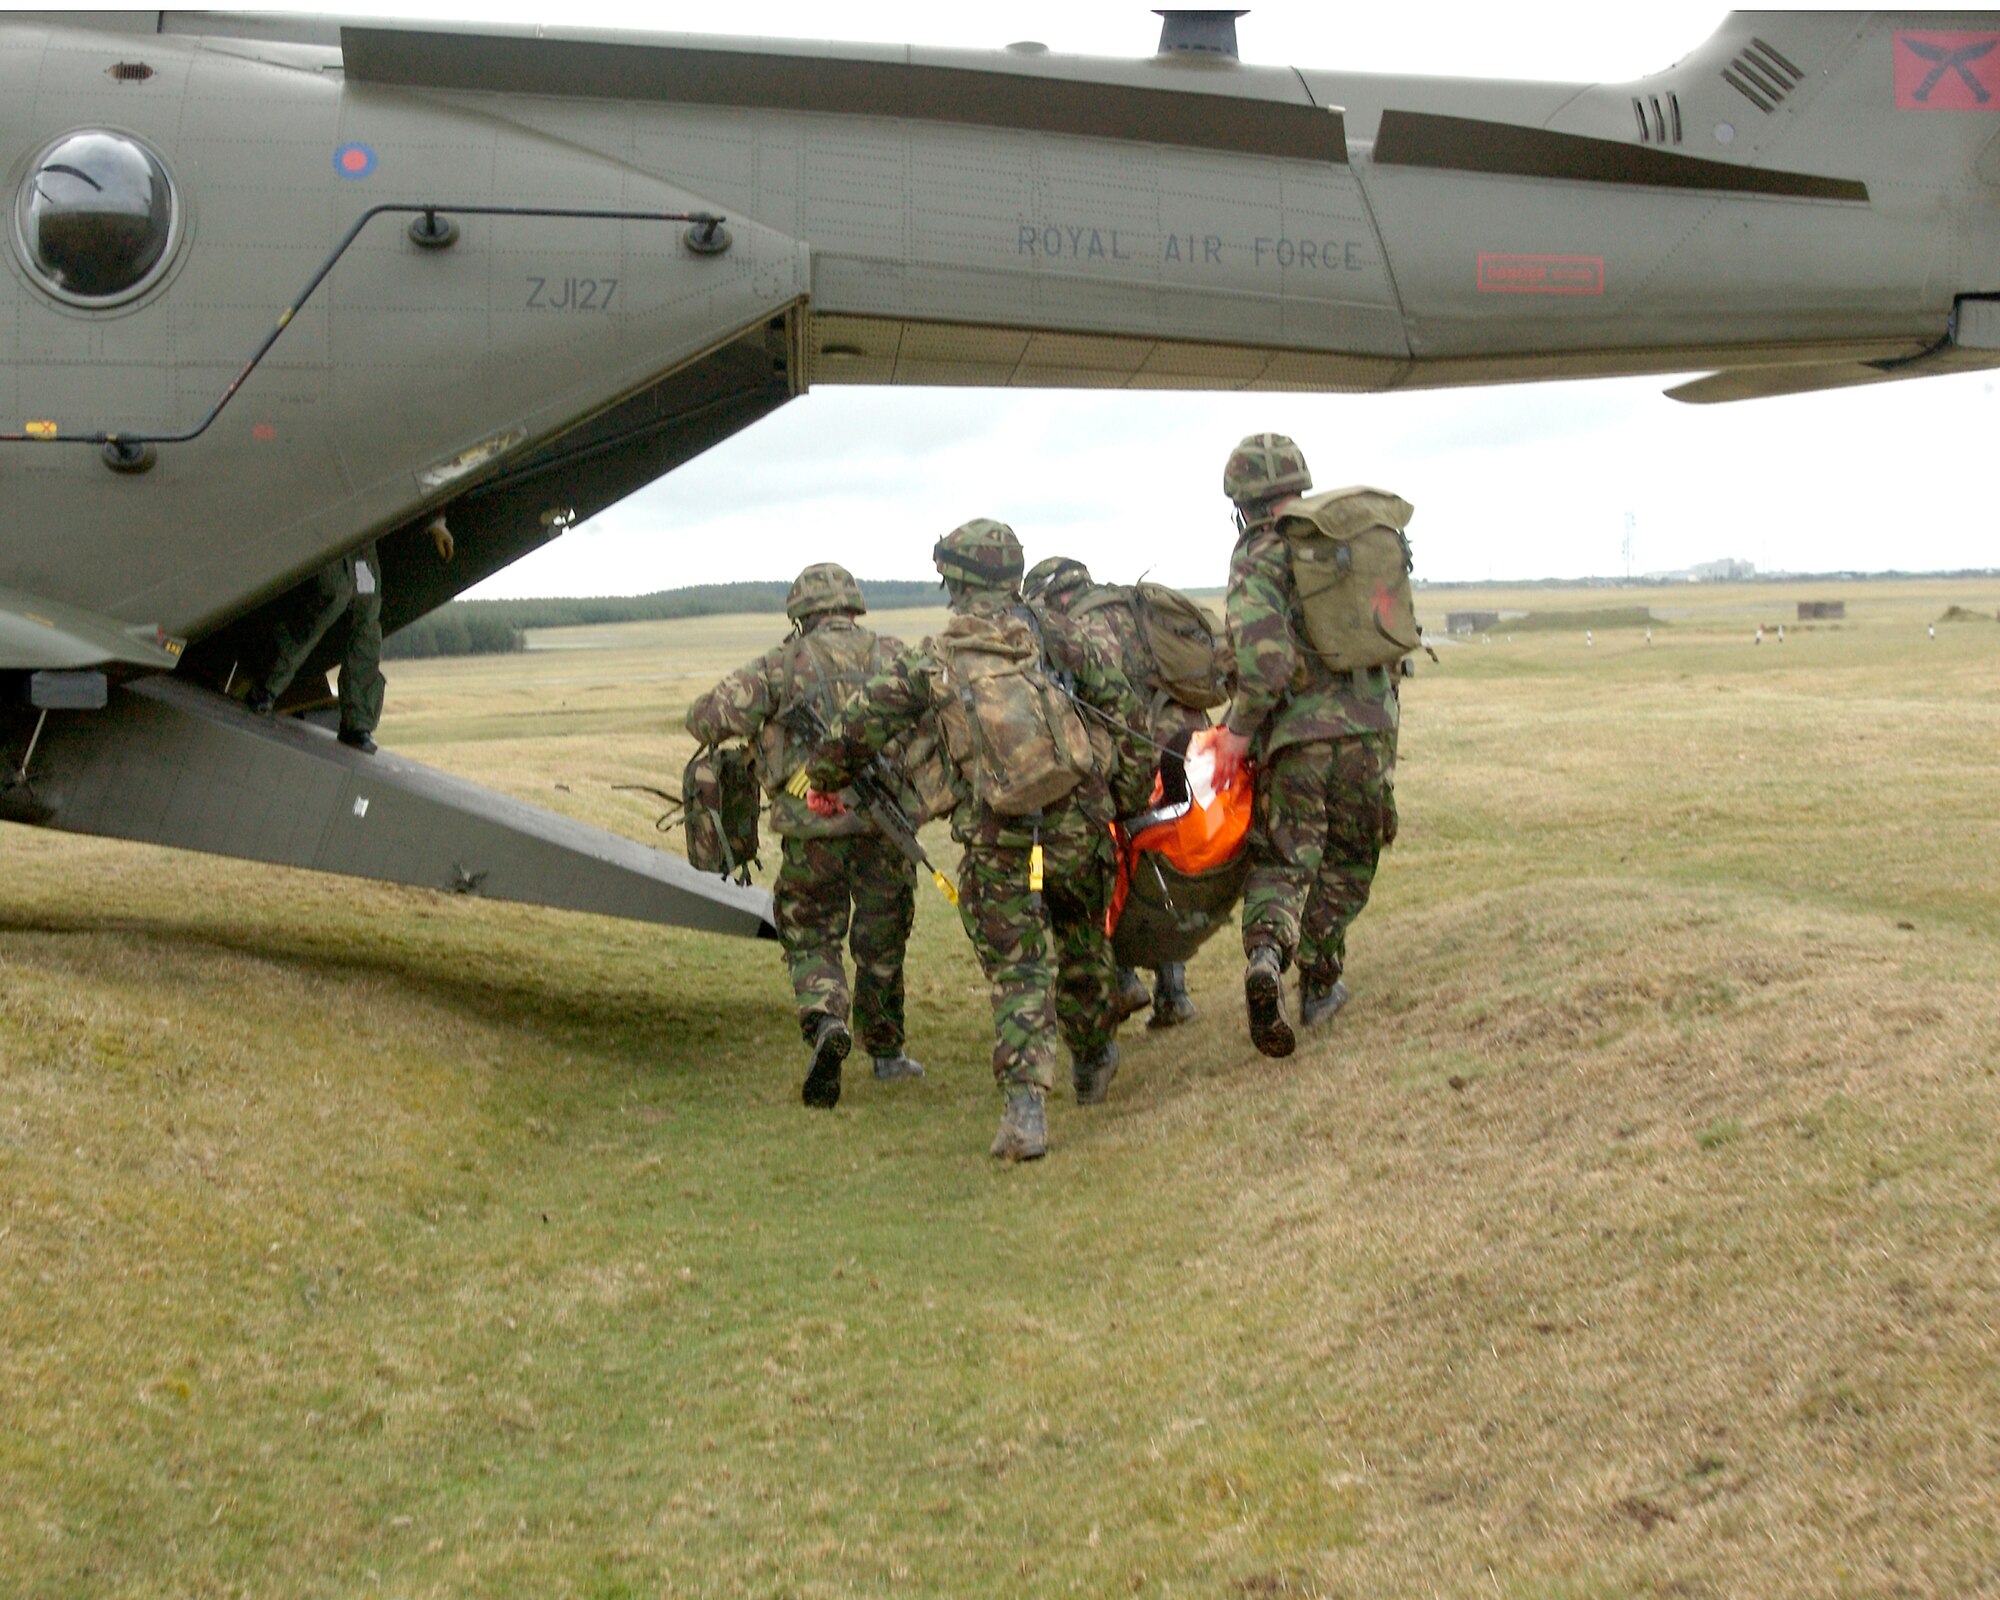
[3,578,1997,1597]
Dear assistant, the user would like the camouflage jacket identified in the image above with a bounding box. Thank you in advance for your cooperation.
[685,615,933,840]
[1067,589,1213,749]
[1223,518,1401,754]
[807,588,1154,847]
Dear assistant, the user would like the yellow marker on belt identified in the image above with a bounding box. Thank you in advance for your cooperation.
[932,869,959,907]
[25,420,57,440]
[1028,841,1045,894]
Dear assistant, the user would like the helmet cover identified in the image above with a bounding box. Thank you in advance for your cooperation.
[933,518,1025,589]
[786,561,866,621]
[1023,556,1094,608]
[1222,432,1312,505]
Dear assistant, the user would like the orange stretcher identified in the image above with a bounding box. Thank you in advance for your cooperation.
[1107,727,1254,968]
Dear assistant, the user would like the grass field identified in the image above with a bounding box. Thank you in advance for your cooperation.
[3,578,1998,1598]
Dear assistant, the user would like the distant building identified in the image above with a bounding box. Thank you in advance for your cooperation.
[1446,610,1502,634]
[1797,601,1846,620]
[1691,557,1757,581]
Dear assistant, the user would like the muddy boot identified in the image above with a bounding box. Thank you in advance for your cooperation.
[1299,976,1349,1029]
[1244,946,1295,1059]
[1146,962,1196,1030]
[872,1052,925,1082]
[989,1086,1049,1161]
[1112,967,1151,1025]
[801,1015,850,1109]
[1071,1041,1119,1106]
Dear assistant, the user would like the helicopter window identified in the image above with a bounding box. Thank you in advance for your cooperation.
[15,130,177,304]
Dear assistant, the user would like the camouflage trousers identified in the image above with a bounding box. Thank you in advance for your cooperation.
[264,565,385,738]
[773,832,915,1055]
[1241,732,1399,981]
[955,818,1117,1093]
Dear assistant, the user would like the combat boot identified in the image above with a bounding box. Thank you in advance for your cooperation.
[1244,946,1295,1059]
[802,1015,850,1108]
[1112,967,1151,1025]
[1071,1041,1119,1105]
[1147,962,1196,1030]
[989,1086,1049,1161]
[1299,976,1349,1029]
[872,1052,925,1082]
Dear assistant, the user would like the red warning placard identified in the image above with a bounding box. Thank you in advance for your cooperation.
[1476,254,1604,296]
[1895,31,2000,111]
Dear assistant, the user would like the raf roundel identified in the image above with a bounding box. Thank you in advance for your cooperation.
[332,142,377,180]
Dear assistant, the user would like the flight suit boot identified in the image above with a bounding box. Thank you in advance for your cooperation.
[1147,962,1196,1030]
[872,1052,925,1082]
[1071,1041,1119,1106]
[1244,946,1295,1059]
[990,1086,1049,1162]
[802,1014,850,1109]
[1112,966,1151,1025]
[1299,976,1350,1029]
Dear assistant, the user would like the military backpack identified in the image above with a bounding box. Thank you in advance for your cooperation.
[760,626,874,800]
[1276,486,1424,671]
[1072,582,1232,710]
[934,609,1096,816]
[681,743,762,883]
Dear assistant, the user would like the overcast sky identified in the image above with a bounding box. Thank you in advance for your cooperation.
[269,2,1999,592]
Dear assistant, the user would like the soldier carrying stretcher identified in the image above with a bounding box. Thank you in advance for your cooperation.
[1023,555,1231,1030]
[808,520,1153,1162]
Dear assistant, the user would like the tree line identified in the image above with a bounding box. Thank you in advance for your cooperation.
[383,579,945,660]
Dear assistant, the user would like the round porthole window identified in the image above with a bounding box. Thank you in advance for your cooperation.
[15,130,179,305]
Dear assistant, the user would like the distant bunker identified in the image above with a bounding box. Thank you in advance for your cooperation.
[1938,605,1999,624]
[1797,601,1846,620]
[1446,610,1503,634]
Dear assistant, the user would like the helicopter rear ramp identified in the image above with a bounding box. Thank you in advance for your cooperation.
[1,677,775,939]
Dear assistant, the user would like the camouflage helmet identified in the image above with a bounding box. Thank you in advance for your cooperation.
[932,518,1024,589]
[785,561,866,622]
[1023,556,1094,609]
[1222,432,1312,505]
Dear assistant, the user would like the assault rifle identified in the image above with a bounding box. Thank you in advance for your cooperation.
[779,700,959,906]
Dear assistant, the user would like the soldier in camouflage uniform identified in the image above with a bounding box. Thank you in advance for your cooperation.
[809,522,1152,1162]
[1209,435,1402,1058]
[1024,555,1209,1029]
[685,563,926,1109]
[1293,711,1398,1024]
[247,517,457,755]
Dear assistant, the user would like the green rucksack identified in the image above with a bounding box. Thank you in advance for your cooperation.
[1278,486,1424,671]
[682,743,761,883]
[1073,582,1232,711]
[934,609,1096,817]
